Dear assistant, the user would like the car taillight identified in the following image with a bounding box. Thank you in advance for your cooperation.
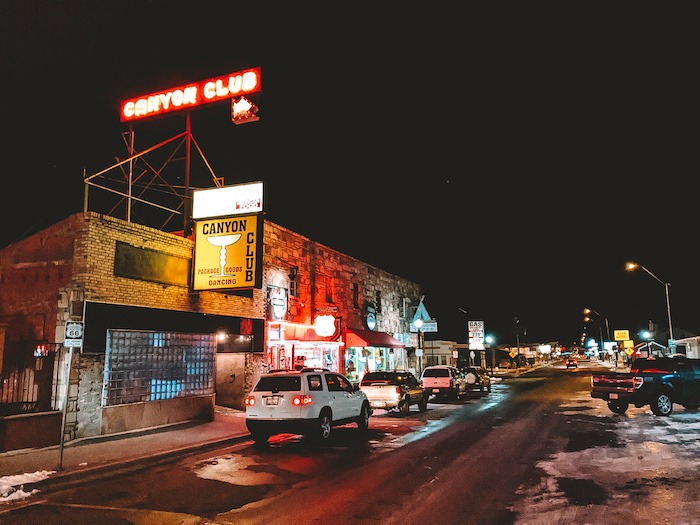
[395,387,402,396]
[244,395,255,406]
[632,376,644,389]
[449,379,454,387]
[292,395,313,406]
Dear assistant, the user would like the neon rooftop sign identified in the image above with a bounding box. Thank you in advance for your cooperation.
[120,67,261,122]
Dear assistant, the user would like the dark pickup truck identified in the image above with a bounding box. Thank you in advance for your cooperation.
[591,356,700,416]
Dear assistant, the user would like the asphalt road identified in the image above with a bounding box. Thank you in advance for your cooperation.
[2,363,699,525]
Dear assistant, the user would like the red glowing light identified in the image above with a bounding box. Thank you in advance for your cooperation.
[120,67,261,122]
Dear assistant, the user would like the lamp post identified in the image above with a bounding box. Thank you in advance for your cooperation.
[625,262,674,342]
[584,308,609,360]
[414,318,423,374]
[583,315,604,361]
[485,335,495,375]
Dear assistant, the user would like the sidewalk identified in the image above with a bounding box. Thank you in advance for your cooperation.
[1,406,250,494]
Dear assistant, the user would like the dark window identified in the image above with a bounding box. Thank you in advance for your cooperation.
[325,373,341,391]
[325,275,333,303]
[307,374,323,391]
[337,374,352,391]
[422,368,450,378]
[255,376,301,392]
[353,283,360,309]
[375,290,382,313]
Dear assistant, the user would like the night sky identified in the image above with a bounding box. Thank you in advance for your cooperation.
[1,2,696,347]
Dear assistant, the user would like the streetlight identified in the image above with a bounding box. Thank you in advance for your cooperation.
[584,308,610,361]
[583,308,610,340]
[414,318,423,373]
[485,334,495,375]
[583,315,604,361]
[625,262,674,342]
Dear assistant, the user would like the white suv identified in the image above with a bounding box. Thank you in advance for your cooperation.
[244,367,372,444]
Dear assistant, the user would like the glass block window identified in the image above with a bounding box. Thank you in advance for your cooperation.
[102,330,216,407]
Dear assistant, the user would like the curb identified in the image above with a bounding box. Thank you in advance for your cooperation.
[0,433,250,514]
[32,433,250,490]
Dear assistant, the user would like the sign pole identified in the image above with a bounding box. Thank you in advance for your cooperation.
[57,344,73,471]
[58,320,83,470]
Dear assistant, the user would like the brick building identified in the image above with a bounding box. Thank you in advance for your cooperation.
[0,211,421,451]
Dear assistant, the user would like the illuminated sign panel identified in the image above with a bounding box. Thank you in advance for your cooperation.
[192,182,263,219]
[468,320,485,350]
[120,67,261,122]
[192,214,262,291]
[614,330,630,341]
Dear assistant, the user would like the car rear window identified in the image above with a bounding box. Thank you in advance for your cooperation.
[254,376,301,392]
[361,372,391,382]
[422,368,450,378]
[361,372,404,386]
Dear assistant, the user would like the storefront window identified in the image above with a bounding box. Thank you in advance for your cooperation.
[268,343,340,372]
[343,346,408,382]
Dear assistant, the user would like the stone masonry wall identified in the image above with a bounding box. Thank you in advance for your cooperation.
[263,221,420,336]
[75,352,104,438]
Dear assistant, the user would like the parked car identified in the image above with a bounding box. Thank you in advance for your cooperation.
[359,370,429,414]
[420,365,467,399]
[591,356,700,416]
[244,367,372,444]
[565,357,578,368]
[460,366,491,393]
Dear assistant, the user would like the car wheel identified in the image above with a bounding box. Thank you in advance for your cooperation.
[399,396,410,415]
[250,432,270,446]
[418,395,428,412]
[607,399,629,414]
[356,403,370,431]
[486,382,491,393]
[650,391,673,416]
[313,409,333,440]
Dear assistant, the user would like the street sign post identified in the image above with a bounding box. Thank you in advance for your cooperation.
[59,320,83,470]
[64,321,84,348]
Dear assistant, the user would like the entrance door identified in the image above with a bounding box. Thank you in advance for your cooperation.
[215,353,246,409]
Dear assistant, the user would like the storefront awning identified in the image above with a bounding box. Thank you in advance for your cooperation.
[345,328,405,348]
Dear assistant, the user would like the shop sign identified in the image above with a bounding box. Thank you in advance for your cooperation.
[614,329,630,341]
[268,286,288,320]
[192,182,263,220]
[418,320,438,332]
[121,67,261,122]
[314,315,337,337]
[365,305,377,330]
[192,214,262,291]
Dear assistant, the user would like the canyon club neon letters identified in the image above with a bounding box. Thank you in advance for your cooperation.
[121,67,261,122]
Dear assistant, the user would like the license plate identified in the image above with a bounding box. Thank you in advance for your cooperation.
[432,389,440,393]
[265,396,279,406]
[609,393,618,399]
[371,401,384,408]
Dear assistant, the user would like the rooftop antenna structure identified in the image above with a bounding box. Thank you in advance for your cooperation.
[82,67,261,237]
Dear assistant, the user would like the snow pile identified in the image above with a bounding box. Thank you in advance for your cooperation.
[0,470,55,503]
